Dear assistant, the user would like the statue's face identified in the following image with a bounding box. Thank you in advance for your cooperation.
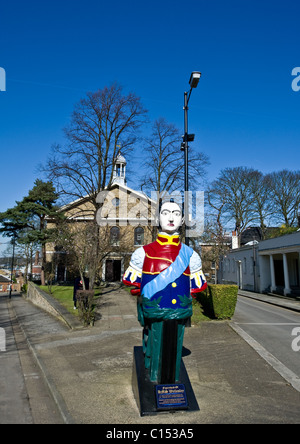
[159,202,183,234]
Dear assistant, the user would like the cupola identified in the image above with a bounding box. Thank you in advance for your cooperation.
[112,150,127,186]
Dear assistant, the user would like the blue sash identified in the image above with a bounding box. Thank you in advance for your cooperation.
[142,243,193,300]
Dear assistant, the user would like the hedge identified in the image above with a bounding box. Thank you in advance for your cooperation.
[196,284,238,319]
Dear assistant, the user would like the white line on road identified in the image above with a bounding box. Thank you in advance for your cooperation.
[235,322,300,325]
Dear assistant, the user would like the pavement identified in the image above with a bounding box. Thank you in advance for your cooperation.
[1,286,300,424]
[238,289,300,313]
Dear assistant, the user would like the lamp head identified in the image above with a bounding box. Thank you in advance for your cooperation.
[189,71,201,89]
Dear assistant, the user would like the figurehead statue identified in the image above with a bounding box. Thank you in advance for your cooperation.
[123,200,207,383]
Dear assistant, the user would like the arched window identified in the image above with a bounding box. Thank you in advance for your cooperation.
[110,226,120,246]
[134,227,144,246]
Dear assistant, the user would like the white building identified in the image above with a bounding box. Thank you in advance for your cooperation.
[218,231,300,297]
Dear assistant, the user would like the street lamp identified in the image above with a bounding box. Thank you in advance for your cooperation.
[9,234,16,299]
[183,71,201,246]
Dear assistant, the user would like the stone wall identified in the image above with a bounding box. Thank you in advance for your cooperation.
[26,282,81,329]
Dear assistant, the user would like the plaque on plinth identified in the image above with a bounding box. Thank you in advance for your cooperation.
[132,346,199,416]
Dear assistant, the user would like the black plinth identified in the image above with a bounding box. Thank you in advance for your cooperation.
[132,346,199,416]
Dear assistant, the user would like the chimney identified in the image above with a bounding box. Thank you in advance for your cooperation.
[232,231,239,249]
[34,251,39,265]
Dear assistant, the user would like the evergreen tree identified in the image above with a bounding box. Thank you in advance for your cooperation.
[0,179,62,285]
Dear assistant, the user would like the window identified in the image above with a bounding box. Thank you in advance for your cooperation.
[112,197,120,207]
[134,227,144,246]
[110,226,120,246]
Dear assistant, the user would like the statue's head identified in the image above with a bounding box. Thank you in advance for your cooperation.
[159,201,183,234]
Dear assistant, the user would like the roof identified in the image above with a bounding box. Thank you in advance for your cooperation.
[240,227,263,245]
[54,182,156,215]
[0,275,10,283]
[115,153,126,164]
[258,231,300,253]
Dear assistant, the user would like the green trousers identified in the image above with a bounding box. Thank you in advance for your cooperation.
[143,319,185,383]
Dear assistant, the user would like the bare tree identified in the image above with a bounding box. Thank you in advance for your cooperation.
[206,167,300,246]
[208,167,260,246]
[44,83,148,211]
[203,183,231,280]
[54,221,101,289]
[42,84,147,287]
[53,219,131,289]
[140,117,209,195]
[264,170,300,227]
[250,171,274,239]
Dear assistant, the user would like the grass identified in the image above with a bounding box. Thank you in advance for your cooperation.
[40,285,102,317]
[191,299,211,325]
[40,285,78,316]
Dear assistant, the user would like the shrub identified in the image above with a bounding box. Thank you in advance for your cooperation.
[76,290,95,326]
[21,283,28,293]
[196,284,238,320]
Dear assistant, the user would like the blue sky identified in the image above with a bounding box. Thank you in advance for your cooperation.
[0,0,300,252]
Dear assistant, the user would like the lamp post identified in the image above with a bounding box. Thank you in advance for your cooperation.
[9,234,16,299]
[182,71,201,246]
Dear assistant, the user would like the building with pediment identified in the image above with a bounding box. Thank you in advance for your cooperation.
[46,153,157,283]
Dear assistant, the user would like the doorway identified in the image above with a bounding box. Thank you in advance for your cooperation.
[105,259,121,282]
[274,259,284,287]
[57,264,66,282]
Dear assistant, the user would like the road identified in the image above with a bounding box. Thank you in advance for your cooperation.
[0,293,64,424]
[232,295,300,391]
